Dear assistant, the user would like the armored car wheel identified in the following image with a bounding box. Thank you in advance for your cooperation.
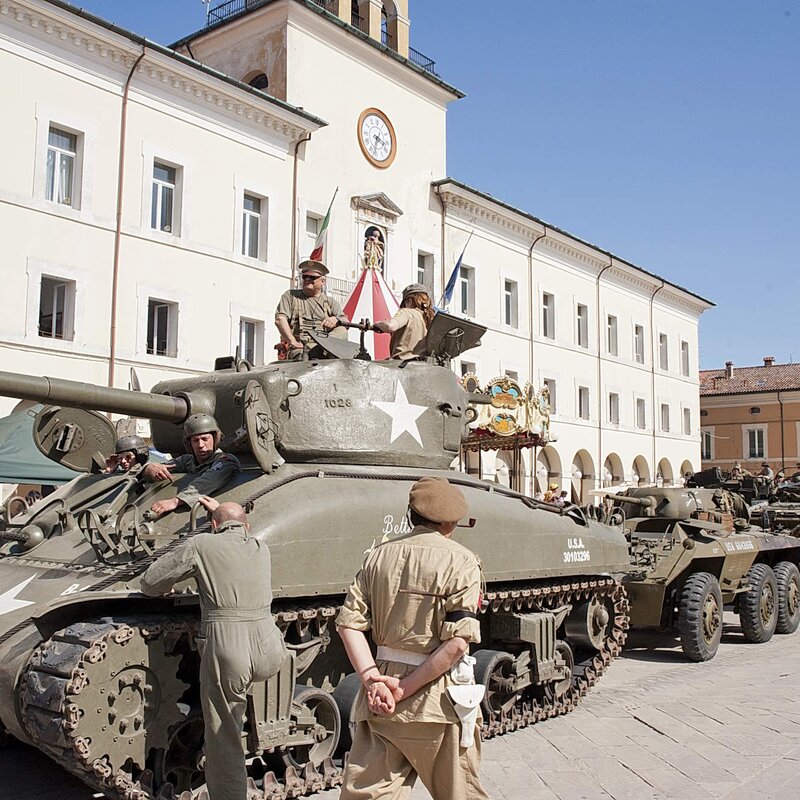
[678,572,723,662]
[774,561,800,635]
[740,563,778,643]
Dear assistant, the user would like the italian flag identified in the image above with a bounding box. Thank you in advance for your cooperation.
[310,188,338,262]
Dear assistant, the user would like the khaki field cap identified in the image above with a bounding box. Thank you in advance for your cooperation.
[409,477,468,524]
[402,283,428,300]
[298,259,329,277]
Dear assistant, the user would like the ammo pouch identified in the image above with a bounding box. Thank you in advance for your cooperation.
[445,654,485,748]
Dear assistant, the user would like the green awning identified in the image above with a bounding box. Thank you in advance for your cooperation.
[0,404,80,485]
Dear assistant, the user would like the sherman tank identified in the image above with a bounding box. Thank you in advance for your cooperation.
[602,486,800,662]
[0,316,630,800]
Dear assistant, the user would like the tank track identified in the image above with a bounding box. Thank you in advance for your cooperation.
[18,577,627,800]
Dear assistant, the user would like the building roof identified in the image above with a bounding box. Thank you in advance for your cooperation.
[700,362,800,396]
[171,0,466,100]
[433,178,715,308]
[42,0,328,128]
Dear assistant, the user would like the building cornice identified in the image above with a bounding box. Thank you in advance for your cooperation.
[2,0,325,143]
[435,179,713,316]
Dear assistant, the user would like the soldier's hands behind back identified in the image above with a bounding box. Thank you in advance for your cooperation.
[366,682,396,716]
[368,674,404,703]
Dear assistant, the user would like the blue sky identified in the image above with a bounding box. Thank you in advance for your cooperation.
[71,0,799,369]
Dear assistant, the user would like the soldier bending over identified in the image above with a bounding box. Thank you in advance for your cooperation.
[140,501,286,800]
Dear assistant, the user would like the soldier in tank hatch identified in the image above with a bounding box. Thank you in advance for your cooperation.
[103,434,150,474]
[142,414,240,518]
[336,477,490,800]
[274,259,349,360]
[140,501,286,800]
[373,283,434,361]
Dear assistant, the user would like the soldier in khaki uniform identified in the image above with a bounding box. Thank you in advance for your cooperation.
[274,259,349,359]
[140,501,286,800]
[336,477,489,800]
[373,283,434,361]
[142,413,240,518]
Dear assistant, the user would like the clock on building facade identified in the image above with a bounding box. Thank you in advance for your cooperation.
[357,108,397,168]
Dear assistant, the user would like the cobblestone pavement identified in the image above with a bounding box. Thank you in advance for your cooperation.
[3,612,799,800]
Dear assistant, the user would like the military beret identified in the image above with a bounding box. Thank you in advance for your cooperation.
[409,477,468,524]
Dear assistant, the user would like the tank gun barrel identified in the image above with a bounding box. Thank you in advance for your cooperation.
[0,370,189,423]
[606,494,654,509]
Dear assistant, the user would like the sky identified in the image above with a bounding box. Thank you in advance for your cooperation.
[69,0,799,369]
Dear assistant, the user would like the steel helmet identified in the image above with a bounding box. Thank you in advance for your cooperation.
[183,413,220,441]
[114,434,149,465]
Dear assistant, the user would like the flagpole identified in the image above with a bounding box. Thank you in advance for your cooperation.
[439,229,474,310]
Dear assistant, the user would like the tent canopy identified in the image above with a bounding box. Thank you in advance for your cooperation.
[0,404,80,485]
[342,266,399,360]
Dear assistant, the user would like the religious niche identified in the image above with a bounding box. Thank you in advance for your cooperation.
[363,225,386,271]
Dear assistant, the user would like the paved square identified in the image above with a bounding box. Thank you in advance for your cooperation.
[3,612,798,800]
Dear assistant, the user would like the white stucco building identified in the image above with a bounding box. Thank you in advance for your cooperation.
[0,0,712,499]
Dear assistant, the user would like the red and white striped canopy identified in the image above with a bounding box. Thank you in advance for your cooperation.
[342,267,399,360]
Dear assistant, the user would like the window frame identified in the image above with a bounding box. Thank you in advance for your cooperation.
[634,324,645,364]
[543,378,557,414]
[38,276,76,341]
[578,385,590,420]
[576,303,589,348]
[745,426,766,460]
[608,392,620,425]
[681,340,690,377]
[607,314,618,356]
[458,265,475,317]
[45,127,79,207]
[701,428,714,461]
[659,332,669,371]
[660,402,670,433]
[503,279,519,328]
[683,407,692,436]
[542,292,555,339]
[238,316,265,366]
[151,161,178,235]
[635,397,646,430]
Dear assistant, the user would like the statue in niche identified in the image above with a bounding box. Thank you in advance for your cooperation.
[363,226,385,271]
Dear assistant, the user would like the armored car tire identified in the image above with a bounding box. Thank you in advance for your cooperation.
[774,561,800,635]
[678,572,723,662]
[739,563,778,643]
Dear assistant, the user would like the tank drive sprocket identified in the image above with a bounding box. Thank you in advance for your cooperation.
[20,617,190,797]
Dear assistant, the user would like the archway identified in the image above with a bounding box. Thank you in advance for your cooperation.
[242,70,269,91]
[571,449,595,505]
[493,451,512,488]
[602,453,624,488]
[657,458,674,486]
[535,446,562,497]
[679,459,694,486]
[632,456,651,487]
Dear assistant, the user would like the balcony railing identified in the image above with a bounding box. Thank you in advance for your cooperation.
[207,0,438,77]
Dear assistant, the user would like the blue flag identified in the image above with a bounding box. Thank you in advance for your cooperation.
[439,232,473,310]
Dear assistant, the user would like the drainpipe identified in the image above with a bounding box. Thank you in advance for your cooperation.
[108,47,147,389]
[527,227,547,497]
[777,390,786,471]
[595,258,613,493]
[649,280,666,482]
[433,184,447,300]
[290,133,313,287]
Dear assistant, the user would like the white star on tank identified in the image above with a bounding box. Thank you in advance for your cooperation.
[371,380,427,447]
[0,575,35,617]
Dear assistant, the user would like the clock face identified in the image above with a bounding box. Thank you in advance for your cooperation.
[357,108,397,168]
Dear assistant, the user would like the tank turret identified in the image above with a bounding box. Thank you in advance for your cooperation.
[608,486,702,521]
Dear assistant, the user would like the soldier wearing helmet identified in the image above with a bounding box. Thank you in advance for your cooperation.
[103,434,149,474]
[373,283,434,361]
[143,413,240,518]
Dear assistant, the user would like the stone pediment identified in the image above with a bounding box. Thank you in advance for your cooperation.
[351,192,404,224]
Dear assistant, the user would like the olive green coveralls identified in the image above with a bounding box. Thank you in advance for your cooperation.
[165,449,241,507]
[141,521,287,800]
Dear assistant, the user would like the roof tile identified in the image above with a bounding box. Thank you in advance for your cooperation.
[700,362,800,395]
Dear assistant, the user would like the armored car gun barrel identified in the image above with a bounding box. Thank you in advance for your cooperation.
[0,328,634,800]
[606,486,800,662]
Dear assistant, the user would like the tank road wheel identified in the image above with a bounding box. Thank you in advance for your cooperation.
[279,686,341,771]
[542,640,575,704]
[740,563,778,643]
[775,561,800,634]
[332,672,361,756]
[678,572,723,661]
[152,710,206,794]
[473,649,519,719]
[565,595,612,650]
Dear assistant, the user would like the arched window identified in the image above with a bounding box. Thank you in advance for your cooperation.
[246,72,269,91]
